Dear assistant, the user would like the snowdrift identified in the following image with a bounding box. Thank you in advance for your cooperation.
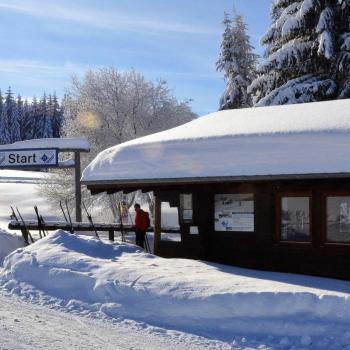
[0,231,23,266]
[1,230,350,337]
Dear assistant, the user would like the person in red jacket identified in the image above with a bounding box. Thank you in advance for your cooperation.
[134,203,147,248]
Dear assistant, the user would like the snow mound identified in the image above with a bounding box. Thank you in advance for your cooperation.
[0,169,49,184]
[0,231,24,266]
[1,230,350,338]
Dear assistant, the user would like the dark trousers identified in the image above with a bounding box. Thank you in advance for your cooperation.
[135,230,146,248]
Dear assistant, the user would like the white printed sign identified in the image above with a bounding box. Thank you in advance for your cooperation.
[0,149,58,168]
[214,194,254,232]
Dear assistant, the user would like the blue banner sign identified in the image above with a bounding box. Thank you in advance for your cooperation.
[0,148,58,168]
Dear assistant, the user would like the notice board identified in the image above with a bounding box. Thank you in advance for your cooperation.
[214,194,254,232]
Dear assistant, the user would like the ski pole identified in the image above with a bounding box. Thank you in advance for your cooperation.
[34,205,48,237]
[65,199,74,234]
[118,202,126,242]
[10,206,18,221]
[34,206,43,239]
[145,232,150,253]
[10,206,29,245]
[83,202,99,239]
[16,207,34,244]
[59,200,68,223]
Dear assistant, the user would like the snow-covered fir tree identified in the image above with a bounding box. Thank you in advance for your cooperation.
[20,99,31,140]
[216,11,258,110]
[249,0,350,106]
[26,97,39,140]
[51,94,64,138]
[337,0,350,98]
[11,95,23,143]
[0,88,16,145]
[0,90,3,117]
[36,94,53,139]
[0,89,64,144]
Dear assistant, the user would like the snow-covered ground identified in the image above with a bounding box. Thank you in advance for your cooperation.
[0,169,52,231]
[1,230,350,349]
[0,291,230,350]
[2,170,350,349]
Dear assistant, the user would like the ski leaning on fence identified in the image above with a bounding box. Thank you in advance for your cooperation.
[83,202,100,239]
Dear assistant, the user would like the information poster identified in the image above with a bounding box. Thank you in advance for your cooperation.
[214,194,254,232]
[180,194,193,223]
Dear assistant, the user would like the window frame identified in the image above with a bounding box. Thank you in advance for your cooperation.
[275,192,313,244]
[322,192,350,246]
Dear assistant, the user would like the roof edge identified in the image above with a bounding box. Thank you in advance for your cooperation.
[82,172,350,188]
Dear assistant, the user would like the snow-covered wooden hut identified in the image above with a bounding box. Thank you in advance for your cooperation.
[82,99,350,279]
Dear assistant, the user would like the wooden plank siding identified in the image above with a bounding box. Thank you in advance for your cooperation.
[151,178,350,280]
[86,177,350,280]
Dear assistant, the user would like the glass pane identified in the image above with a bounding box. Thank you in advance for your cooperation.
[161,202,181,242]
[215,194,254,232]
[327,197,350,243]
[180,194,193,223]
[281,197,310,241]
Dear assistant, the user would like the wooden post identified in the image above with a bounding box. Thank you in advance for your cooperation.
[74,151,82,222]
[109,229,115,241]
[153,194,161,255]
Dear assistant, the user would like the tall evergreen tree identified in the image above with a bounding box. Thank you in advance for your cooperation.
[217,12,234,81]
[21,99,31,140]
[29,97,40,140]
[0,88,15,144]
[51,93,63,138]
[217,11,258,110]
[338,0,350,97]
[36,94,53,139]
[11,95,23,143]
[0,90,3,117]
[0,88,63,142]
[249,0,350,106]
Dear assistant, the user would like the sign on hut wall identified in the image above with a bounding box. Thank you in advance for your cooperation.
[214,194,254,232]
[0,148,58,168]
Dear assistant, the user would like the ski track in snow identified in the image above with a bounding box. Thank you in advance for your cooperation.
[0,290,234,350]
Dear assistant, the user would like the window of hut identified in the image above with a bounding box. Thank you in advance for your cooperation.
[326,196,350,243]
[279,196,311,242]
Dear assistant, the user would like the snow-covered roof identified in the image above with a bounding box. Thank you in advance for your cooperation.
[0,138,90,152]
[82,99,350,185]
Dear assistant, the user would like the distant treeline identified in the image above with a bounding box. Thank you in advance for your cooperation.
[0,88,64,145]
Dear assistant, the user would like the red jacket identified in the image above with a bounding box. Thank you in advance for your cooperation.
[135,210,147,231]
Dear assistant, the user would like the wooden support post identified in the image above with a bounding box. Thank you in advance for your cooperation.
[153,194,161,255]
[74,152,82,222]
[109,229,115,241]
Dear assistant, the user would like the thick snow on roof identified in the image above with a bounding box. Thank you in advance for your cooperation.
[82,99,350,183]
[0,138,90,151]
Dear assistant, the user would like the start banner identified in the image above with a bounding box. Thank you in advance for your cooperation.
[0,148,58,168]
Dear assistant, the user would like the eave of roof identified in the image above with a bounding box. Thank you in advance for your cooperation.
[83,172,350,193]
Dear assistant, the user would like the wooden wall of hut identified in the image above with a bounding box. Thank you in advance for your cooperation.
[155,178,350,280]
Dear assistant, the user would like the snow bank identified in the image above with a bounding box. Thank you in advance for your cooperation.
[0,169,49,183]
[0,231,24,266]
[82,99,350,183]
[1,230,350,338]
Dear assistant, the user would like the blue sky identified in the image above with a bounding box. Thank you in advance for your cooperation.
[0,0,270,116]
